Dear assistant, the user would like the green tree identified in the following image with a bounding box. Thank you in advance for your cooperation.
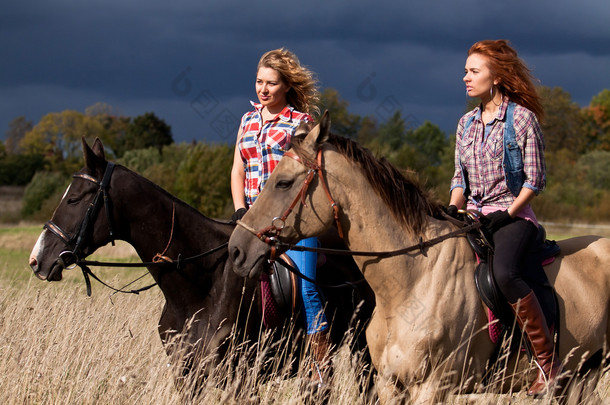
[119,144,187,194]
[116,112,173,156]
[174,143,233,218]
[118,147,164,175]
[0,153,44,185]
[369,111,406,153]
[539,86,582,154]
[355,115,378,145]
[404,121,446,166]
[581,89,610,152]
[318,89,362,138]
[5,116,33,155]
[576,150,610,190]
[19,105,153,174]
[21,171,69,218]
[19,109,87,174]
[84,103,130,159]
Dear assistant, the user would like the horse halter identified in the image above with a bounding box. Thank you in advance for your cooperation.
[44,162,116,270]
[239,148,343,260]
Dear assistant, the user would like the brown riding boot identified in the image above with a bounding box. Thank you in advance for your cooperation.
[307,329,332,387]
[511,291,563,396]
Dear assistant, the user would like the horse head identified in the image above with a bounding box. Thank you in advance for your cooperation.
[29,138,119,281]
[229,111,339,279]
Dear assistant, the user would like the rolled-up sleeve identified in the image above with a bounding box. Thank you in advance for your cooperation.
[450,118,466,192]
[516,110,546,194]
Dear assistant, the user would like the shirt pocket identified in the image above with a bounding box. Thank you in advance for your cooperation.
[458,132,475,164]
[484,134,504,160]
[265,128,291,152]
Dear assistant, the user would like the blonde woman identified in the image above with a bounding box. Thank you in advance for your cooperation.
[230,49,329,382]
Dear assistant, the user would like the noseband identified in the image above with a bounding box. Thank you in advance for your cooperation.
[238,148,342,260]
[44,162,116,269]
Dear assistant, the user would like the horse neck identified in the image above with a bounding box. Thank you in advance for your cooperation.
[113,168,232,275]
[330,159,458,294]
[330,160,420,255]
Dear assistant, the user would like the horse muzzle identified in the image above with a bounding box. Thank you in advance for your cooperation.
[228,238,270,279]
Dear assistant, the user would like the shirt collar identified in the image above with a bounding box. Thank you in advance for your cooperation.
[250,101,295,122]
[474,96,509,124]
[497,96,510,122]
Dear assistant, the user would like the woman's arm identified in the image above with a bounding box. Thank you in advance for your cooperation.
[230,127,247,210]
[449,187,466,209]
[507,187,536,217]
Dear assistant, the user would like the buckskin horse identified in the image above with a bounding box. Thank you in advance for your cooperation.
[28,138,374,392]
[228,112,610,403]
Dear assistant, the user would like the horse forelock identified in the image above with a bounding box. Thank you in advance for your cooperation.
[293,134,441,236]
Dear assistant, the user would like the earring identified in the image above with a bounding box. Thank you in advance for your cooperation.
[491,85,501,106]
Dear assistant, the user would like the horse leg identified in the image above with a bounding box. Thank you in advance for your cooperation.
[375,377,445,405]
[376,373,408,404]
[557,349,605,405]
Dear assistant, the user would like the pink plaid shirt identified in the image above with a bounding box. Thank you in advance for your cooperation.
[451,98,546,218]
[238,102,312,206]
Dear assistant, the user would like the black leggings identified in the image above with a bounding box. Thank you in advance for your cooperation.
[492,218,540,303]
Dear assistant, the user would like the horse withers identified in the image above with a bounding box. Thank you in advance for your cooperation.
[28,137,374,391]
[228,112,610,403]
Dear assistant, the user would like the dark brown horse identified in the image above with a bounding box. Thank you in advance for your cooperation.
[28,138,374,387]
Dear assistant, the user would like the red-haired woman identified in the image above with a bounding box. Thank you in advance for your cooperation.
[448,40,561,396]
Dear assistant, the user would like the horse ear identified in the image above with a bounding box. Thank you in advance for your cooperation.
[83,137,106,171]
[303,110,331,151]
[317,110,331,145]
[91,137,106,160]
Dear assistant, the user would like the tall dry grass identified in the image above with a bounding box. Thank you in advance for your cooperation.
[1,226,609,404]
[0,278,377,404]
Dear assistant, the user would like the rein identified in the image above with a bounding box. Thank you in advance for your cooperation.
[282,221,481,257]
[76,242,229,296]
[238,216,481,259]
[237,145,483,260]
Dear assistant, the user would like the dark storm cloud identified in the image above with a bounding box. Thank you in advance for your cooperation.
[2,0,609,142]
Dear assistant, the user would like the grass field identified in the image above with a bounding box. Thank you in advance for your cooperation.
[1,224,609,404]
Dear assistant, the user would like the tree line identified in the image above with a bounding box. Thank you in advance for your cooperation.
[1,88,609,224]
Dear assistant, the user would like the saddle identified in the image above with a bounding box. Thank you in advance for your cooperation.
[260,254,299,328]
[466,216,561,343]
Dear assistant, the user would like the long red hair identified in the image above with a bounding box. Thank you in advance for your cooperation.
[469,40,544,121]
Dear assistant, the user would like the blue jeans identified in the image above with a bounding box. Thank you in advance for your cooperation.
[285,237,328,334]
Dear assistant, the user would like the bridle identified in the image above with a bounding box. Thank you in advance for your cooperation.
[239,148,343,261]
[44,162,116,271]
[42,162,230,296]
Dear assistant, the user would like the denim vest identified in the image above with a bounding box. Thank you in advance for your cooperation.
[461,101,524,198]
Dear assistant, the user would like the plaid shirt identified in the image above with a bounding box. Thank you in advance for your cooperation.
[451,97,546,209]
[238,102,312,206]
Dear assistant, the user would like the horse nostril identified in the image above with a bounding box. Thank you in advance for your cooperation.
[230,245,242,266]
[29,256,38,270]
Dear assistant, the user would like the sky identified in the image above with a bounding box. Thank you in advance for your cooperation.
[2,0,609,145]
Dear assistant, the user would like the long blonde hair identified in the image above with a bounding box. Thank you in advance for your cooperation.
[469,40,544,121]
[257,48,320,116]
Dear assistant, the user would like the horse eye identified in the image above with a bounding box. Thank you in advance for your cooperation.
[276,179,293,190]
[67,198,81,205]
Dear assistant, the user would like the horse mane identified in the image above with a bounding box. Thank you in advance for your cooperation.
[292,134,443,236]
[116,163,228,225]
